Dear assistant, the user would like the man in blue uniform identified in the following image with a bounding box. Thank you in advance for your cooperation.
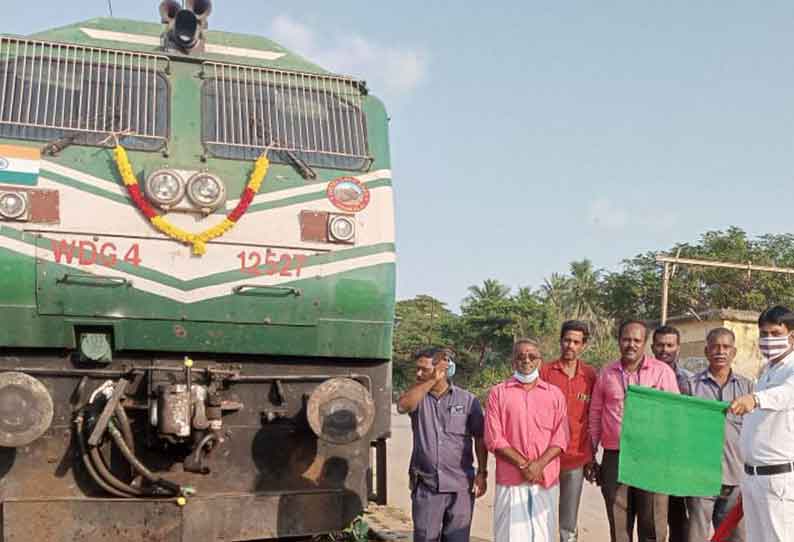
[397,348,488,542]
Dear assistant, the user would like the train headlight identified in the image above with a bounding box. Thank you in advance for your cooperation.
[186,172,226,210]
[328,215,355,243]
[0,192,28,220]
[145,169,185,208]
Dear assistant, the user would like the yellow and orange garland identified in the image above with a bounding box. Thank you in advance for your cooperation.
[113,145,269,256]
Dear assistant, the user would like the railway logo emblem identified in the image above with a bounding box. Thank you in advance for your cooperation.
[327,177,370,212]
[0,158,8,170]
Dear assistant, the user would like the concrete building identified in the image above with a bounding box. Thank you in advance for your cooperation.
[662,309,762,378]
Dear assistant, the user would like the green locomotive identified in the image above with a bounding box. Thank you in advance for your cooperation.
[0,2,395,540]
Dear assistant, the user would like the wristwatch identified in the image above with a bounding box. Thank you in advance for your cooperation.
[752,394,760,409]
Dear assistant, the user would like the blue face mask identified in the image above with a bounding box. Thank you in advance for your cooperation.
[446,361,456,379]
[513,368,539,384]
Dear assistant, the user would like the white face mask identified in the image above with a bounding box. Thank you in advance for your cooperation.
[759,335,790,360]
[513,369,539,384]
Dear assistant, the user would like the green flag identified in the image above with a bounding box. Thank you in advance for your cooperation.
[618,385,728,497]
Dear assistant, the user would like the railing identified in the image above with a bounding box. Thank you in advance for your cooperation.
[0,37,170,148]
[201,61,369,165]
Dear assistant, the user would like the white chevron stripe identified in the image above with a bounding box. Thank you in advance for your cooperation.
[227,168,392,206]
[30,175,393,262]
[0,233,395,304]
[41,161,392,209]
[0,235,35,258]
[41,161,127,197]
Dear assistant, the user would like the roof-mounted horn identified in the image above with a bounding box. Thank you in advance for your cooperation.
[159,0,212,53]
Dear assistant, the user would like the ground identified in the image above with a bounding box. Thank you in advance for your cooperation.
[380,405,611,541]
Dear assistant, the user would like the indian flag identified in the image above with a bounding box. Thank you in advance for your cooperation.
[0,145,40,186]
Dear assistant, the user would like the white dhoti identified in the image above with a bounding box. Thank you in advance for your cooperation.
[494,483,559,542]
[741,471,794,542]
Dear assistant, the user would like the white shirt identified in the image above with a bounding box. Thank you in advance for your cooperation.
[739,350,794,465]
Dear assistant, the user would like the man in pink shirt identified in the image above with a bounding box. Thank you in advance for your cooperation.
[485,338,569,542]
[589,320,679,542]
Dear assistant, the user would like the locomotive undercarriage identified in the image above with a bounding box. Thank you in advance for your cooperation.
[0,350,389,541]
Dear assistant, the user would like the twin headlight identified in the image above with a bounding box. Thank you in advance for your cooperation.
[144,169,226,212]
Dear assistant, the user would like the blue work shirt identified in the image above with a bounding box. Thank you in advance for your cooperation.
[409,384,485,493]
[684,368,754,486]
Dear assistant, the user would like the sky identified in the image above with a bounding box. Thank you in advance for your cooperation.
[7,2,794,311]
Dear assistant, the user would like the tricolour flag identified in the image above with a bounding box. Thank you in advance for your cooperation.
[618,385,728,497]
[0,144,41,186]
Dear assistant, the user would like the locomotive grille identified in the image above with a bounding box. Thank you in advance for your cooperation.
[201,61,371,170]
[0,37,170,151]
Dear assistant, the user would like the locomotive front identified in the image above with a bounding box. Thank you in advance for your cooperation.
[0,3,395,540]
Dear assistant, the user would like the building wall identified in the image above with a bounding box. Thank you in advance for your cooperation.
[723,320,763,378]
[676,320,713,375]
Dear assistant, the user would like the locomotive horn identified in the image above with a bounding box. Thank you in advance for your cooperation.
[160,0,212,52]
[172,9,200,48]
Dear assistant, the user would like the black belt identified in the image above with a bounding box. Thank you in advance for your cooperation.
[744,462,794,476]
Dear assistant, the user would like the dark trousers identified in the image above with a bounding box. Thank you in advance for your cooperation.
[601,450,669,542]
[669,496,689,542]
[411,482,474,542]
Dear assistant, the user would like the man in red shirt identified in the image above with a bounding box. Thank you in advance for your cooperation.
[540,320,597,542]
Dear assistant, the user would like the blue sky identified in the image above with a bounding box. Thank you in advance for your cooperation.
[7,2,794,310]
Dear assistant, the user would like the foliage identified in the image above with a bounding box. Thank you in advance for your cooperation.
[393,227,794,393]
[601,227,794,321]
[392,295,453,390]
[316,517,370,542]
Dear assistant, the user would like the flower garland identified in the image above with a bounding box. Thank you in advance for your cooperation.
[113,145,269,256]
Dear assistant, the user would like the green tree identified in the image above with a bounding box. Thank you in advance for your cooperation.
[392,295,454,390]
[601,227,794,321]
[458,279,515,367]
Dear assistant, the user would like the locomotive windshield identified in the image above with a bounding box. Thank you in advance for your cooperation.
[0,36,169,151]
[200,61,371,171]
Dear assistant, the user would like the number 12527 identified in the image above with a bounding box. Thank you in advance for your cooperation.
[237,249,308,277]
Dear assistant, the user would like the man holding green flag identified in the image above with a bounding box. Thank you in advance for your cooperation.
[589,320,679,542]
[730,305,794,542]
[685,327,752,542]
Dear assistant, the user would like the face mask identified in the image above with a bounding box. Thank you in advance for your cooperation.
[513,369,539,384]
[759,335,791,360]
[431,357,456,379]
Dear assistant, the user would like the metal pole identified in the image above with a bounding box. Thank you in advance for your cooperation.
[655,253,794,323]
[661,262,670,325]
[656,255,794,276]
